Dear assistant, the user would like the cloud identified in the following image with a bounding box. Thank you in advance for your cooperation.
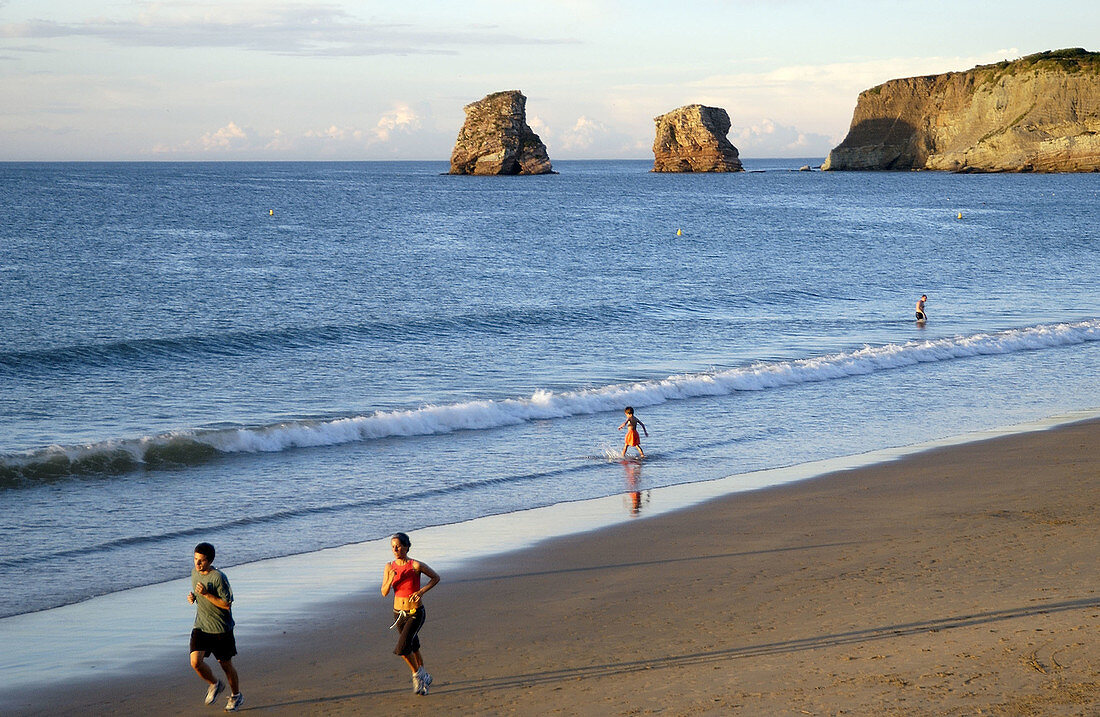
[198,121,248,150]
[151,121,255,155]
[530,113,647,159]
[557,115,604,151]
[304,125,364,141]
[263,128,294,152]
[693,50,1024,105]
[0,2,578,57]
[731,119,833,158]
[148,104,444,158]
[527,113,550,137]
[371,104,422,143]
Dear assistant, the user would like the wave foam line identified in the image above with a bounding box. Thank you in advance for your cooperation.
[2,319,1097,483]
[205,318,1099,453]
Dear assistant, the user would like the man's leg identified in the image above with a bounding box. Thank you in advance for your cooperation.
[190,651,217,684]
[217,657,240,694]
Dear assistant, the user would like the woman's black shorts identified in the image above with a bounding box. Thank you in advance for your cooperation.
[392,607,426,656]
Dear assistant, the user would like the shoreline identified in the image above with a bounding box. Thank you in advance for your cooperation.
[8,412,1100,714]
[1,411,1093,682]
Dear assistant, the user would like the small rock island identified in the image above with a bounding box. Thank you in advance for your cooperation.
[652,105,744,172]
[823,49,1100,172]
[449,90,554,175]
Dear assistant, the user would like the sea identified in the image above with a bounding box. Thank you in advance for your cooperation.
[1,159,1098,682]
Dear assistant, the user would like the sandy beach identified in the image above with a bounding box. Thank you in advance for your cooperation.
[26,418,1099,716]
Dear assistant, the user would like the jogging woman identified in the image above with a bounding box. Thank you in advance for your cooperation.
[381,532,440,695]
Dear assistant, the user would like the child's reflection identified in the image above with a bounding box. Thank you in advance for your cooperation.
[623,460,649,516]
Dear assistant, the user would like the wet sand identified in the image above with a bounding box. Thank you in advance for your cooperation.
[26,419,1100,716]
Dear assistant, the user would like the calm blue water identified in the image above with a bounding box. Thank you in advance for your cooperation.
[1,160,1097,618]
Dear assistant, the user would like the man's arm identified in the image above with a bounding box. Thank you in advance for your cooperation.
[194,576,232,610]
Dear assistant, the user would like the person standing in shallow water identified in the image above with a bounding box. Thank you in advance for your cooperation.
[915,294,928,321]
[381,532,440,695]
[619,406,648,459]
[188,542,244,712]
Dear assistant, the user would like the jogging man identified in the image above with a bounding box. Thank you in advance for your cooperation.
[188,542,244,711]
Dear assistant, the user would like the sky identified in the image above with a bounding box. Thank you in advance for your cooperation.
[1,0,1097,160]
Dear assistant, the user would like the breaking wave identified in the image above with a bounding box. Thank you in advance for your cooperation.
[3,319,1096,485]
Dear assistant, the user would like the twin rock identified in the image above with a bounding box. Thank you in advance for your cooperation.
[449,49,1100,175]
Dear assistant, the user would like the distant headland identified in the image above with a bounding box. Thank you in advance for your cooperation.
[823,49,1100,172]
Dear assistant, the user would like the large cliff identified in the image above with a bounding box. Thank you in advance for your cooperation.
[823,49,1100,172]
[652,105,743,172]
[449,91,554,175]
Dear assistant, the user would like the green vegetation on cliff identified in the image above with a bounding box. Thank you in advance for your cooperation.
[980,48,1100,85]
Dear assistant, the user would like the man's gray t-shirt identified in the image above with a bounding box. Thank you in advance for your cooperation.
[191,567,235,634]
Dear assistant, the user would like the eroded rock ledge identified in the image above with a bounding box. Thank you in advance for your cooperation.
[823,49,1100,172]
[449,90,554,175]
[652,105,743,172]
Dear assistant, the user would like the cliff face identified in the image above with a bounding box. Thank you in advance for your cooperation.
[823,49,1100,172]
[449,91,553,175]
[652,105,744,172]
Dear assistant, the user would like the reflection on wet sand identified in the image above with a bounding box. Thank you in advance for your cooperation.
[622,460,650,516]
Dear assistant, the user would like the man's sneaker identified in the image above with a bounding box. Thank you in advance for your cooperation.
[205,680,224,705]
[224,693,243,712]
[419,670,433,695]
[412,672,423,694]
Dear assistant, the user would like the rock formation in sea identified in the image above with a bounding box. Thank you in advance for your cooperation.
[652,105,744,172]
[449,90,554,175]
[823,49,1100,172]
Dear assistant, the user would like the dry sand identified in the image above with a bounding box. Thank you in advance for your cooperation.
[28,419,1100,716]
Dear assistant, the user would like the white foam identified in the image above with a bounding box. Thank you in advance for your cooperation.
[5,319,1098,468]
[201,319,1100,453]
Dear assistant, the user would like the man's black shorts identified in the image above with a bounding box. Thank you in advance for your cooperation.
[190,628,237,661]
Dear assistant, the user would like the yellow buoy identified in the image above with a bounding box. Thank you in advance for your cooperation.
[269,209,274,216]
[676,228,682,236]
[956,212,962,219]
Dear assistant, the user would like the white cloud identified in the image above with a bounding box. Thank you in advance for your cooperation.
[529,113,648,159]
[197,121,248,150]
[732,118,833,158]
[263,128,294,152]
[558,115,604,151]
[692,50,1024,118]
[150,121,257,155]
[305,125,364,141]
[145,104,446,159]
[527,113,550,136]
[372,104,422,142]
